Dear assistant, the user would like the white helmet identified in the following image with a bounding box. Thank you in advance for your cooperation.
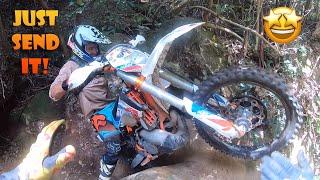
[67,25,111,63]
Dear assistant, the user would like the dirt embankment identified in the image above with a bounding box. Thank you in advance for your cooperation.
[56,99,260,180]
[0,92,260,180]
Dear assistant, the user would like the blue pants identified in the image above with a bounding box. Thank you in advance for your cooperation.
[103,141,121,165]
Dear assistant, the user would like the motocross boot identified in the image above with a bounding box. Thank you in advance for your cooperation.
[98,159,116,180]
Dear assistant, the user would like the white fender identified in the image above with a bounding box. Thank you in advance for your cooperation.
[141,22,205,78]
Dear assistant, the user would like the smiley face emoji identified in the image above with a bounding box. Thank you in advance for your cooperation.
[263,7,302,44]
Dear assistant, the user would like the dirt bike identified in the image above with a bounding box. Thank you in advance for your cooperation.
[67,22,303,168]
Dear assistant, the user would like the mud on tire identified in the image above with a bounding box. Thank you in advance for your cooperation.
[193,67,303,160]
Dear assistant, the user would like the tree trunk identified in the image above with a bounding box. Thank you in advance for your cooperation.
[255,0,263,51]
[203,0,213,22]
[0,14,9,61]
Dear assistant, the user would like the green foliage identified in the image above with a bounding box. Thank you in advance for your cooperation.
[281,44,313,78]
[282,59,298,77]
[114,0,133,11]
[133,14,148,25]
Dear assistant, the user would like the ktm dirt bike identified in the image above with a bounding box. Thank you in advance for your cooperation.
[67,22,303,168]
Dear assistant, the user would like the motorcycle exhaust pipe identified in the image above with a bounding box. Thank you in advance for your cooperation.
[139,110,188,150]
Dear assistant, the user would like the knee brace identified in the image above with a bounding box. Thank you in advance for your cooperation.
[91,114,120,142]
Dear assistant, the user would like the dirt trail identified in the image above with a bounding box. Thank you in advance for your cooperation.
[0,98,260,180]
[121,121,260,180]
[54,101,260,180]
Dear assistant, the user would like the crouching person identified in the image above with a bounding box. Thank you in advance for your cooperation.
[49,25,120,180]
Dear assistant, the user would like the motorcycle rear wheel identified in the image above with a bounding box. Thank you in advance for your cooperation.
[193,67,303,160]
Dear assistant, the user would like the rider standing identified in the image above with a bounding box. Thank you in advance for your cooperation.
[49,25,120,180]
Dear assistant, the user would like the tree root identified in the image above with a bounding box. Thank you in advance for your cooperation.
[204,23,244,41]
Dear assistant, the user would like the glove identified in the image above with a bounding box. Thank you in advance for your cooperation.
[16,119,76,179]
[261,151,314,180]
[103,65,115,73]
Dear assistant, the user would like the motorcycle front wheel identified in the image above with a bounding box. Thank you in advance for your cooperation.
[193,67,303,160]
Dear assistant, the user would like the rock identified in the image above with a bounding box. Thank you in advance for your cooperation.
[122,141,259,180]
